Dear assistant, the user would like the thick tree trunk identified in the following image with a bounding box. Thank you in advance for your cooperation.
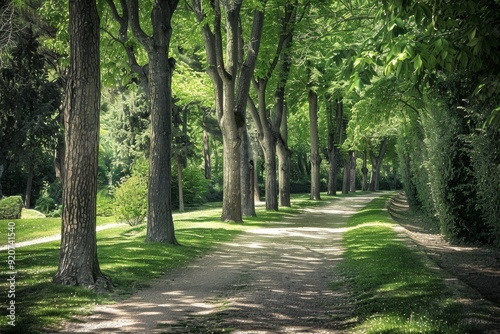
[146,48,177,244]
[309,89,321,200]
[241,128,256,216]
[362,149,368,191]
[221,122,243,222]
[53,0,111,292]
[193,0,264,222]
[277,103,291,207]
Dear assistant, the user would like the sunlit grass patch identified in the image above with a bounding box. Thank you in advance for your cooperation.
[340,194,473,333]
[0,216,117,246]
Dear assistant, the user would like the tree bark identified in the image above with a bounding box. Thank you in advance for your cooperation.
[202,109,211,179]
[349,151,356,192]
[277,103,291,207]
[128,0,179,243]
[241,128,256,216]
[362,149,368,191]
[327,98,344,196]
[193,0,265,222]
[53,0,111,292]
[309,89,321,200]
[369,138,388,191]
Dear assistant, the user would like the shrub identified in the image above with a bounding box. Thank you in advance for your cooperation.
[0,196,24,219]
[96,189,114,217]
[114,174,147,226]
[171,165,211,209]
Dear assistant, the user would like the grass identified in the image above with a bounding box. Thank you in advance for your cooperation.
[0,216,117,245]
[339,194,475,333]
[0,194,326,334]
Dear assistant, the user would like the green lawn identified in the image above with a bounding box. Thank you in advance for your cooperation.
[0,216,117,245]
[0,194,325,333]
[339,194,479,333]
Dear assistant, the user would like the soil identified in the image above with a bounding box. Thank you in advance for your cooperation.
[60,193,500,333]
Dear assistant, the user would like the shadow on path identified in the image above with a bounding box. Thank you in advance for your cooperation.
[63,193,380,334]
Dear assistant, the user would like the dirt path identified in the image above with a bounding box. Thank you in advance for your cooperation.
[63,193,380,333]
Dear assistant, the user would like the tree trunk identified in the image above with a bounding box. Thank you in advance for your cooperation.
[362,149,368,191]
[53,0,111,292]
[349,151,356,192]
[327,98,344,196]
[309,89,321,200]
[252,141,261,203]
[250,81,278,211]
[203,124,211,179]
[369,138,388,191]
[193,0,264,222]
[145,43,177,243]
[125,0,179,243]
[277,103,291,207]
[241,127,256,216]
[177,157,184,212]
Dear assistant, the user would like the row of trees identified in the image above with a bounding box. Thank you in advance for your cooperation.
[1,0,498,290]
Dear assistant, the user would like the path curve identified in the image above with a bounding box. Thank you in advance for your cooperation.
[63,194,380,334]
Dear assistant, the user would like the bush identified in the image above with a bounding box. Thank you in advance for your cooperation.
[96,189,114,217]
[171,165,211,209]
[0,196,24,219]
[114,174,147,226]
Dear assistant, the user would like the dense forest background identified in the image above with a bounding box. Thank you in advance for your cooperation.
[1,0,499,246]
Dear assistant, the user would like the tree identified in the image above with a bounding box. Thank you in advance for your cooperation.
[106,0,179,243]
[53,0,111,291]
[0,27,61,202]
[248,0,296,210]
[192,0,265,222]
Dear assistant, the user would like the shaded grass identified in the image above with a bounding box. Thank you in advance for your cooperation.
[0,193,327,333]
[340,194,475,333]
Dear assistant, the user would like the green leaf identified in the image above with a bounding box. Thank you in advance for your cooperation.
[412,54,422,72]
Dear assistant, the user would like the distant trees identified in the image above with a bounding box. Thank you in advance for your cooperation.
[0,27,61,204]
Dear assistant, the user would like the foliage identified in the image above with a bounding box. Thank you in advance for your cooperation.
[113,173,147,226]
[171,164,210,210]
[0,195,23,219]
[0,26,61,200]
[96,189,114,217]
[341,195,474,332]
[100,87,150,188]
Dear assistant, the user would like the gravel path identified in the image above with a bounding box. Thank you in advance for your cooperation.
[63,193,381,334]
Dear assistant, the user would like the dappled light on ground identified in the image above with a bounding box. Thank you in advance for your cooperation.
[63,193,380,333]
